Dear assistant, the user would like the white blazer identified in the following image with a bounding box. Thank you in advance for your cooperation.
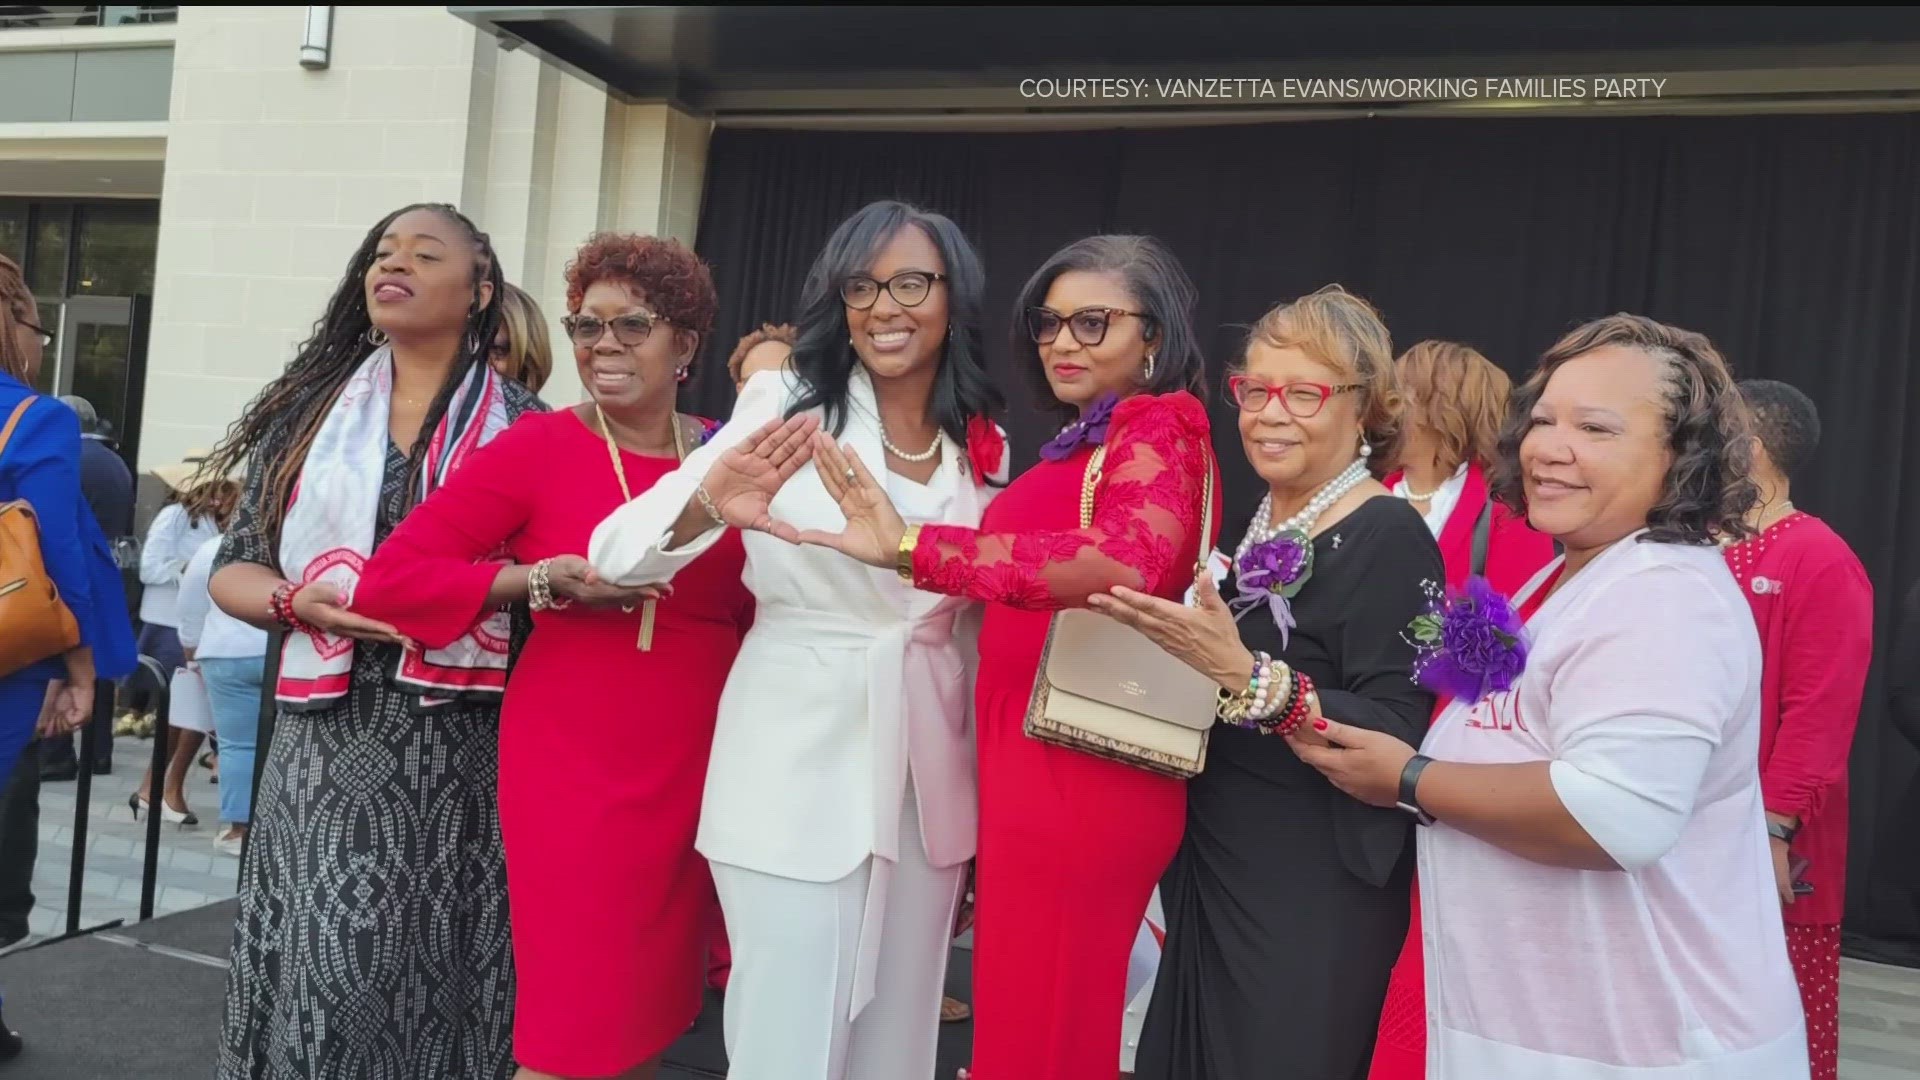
[590,367,1004,886]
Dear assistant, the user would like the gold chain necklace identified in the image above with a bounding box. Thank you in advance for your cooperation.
[596,406,687,651]
[1717,500,1796,548]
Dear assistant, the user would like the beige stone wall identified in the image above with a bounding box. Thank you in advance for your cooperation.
[140,6,708,467]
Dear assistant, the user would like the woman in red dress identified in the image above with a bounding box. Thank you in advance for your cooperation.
[1719,379,1874,1080]
[1369,341,1556,1080]
[356,234,752,1080]
[789,235,1220,1080]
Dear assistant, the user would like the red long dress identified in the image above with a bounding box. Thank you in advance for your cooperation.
[355,409,751,1077]
[1722,511,1874,1080]
[1369,463,1556,1080]
[907,392,1220,1080]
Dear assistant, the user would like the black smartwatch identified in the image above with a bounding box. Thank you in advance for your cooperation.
[1766,820,1798,845]
[1397,754,1437,826]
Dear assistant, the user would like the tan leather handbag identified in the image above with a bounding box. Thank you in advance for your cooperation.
[1023,443,1220,779]
[0,396,83,679]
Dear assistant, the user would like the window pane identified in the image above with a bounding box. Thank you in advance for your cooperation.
[27,207,70,296]
[70,321,131,442]
[0,203,25,266]
[75,203,158,296]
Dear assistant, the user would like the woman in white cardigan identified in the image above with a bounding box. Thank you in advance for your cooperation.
[1292,314,1809,1080]
[589,201,1006,1080]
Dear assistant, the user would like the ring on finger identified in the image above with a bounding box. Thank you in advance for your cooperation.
[843,466,857,483]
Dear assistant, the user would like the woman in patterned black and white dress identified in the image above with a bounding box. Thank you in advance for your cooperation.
[204,204,542,1080]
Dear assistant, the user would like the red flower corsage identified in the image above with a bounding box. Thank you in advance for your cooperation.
[965,416,1005,484]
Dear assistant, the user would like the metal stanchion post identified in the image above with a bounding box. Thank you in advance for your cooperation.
[63,679,114,936]
[136,655,170,922]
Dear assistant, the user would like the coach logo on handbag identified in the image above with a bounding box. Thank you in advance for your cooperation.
[1119,680,1147,697]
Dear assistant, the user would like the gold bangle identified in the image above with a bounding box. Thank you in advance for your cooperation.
[897,524,923,584]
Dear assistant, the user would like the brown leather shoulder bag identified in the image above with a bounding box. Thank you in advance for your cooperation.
[0,396,83,678]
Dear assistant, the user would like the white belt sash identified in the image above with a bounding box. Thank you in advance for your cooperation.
[751,603,958,1021]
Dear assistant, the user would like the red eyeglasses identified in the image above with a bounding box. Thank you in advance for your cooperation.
[1227,376,1364,418]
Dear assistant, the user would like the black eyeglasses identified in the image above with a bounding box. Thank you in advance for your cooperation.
[840,271,947,311]
[18,320,52,349]
[561,311,668,347]
[1023,306,1151,348]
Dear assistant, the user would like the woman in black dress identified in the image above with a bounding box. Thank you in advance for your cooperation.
[204,204,541,1080]
[1092,285,1441,1079]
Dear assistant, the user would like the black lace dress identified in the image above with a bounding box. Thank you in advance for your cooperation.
[215,383,541,1080]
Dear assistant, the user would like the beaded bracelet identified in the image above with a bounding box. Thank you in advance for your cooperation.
[1219,652,1292,729]
[270,581,312,634]
[1264,671,1318,738]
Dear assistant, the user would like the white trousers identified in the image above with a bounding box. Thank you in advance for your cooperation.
[710,777,965,1080]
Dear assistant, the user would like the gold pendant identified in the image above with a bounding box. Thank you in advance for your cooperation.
[637,597,657,651]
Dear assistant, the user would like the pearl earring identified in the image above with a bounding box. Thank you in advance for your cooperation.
[1358,435,1372,458]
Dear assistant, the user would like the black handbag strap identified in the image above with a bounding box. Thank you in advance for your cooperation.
[1469,496,1493,579]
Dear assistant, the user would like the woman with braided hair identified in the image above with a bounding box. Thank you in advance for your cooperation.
[205,204,543,1080]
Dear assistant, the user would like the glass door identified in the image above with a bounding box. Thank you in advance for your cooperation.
[46,294,150,464]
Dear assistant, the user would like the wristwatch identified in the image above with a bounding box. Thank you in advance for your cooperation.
[1767,820,1798,845]
[1397,754,1437,827]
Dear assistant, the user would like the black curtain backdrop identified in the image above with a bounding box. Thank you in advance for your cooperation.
[684,113,1920,963]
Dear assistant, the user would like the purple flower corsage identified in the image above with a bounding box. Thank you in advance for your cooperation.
[1039,391,1119,461]
[695,417,722,447]
[1229,530,1314,649]
[1405,575,1529,704]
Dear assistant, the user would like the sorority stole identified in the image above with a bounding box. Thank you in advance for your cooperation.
[275,346,513,711]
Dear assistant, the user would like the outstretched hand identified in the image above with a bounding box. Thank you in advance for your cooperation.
[298,582,414,649]
[545,554,668,609]
[1086,567,1253,691]
[698,414,821,541]
[789,434,908,569]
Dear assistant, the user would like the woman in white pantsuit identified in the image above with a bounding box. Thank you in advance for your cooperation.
[589,201,1007,1080]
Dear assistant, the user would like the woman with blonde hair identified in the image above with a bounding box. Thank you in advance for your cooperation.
[491,282,555,394]
[1090,285,1442,1079]
[1381,341,1554,597]
[1367,341,1556,1080]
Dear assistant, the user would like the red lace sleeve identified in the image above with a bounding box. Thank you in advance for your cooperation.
[911,392,1215,609]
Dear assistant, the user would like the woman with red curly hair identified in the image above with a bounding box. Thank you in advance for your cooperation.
[356,233,754,1080]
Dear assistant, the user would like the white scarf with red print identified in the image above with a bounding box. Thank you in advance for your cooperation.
[275,346,512,710]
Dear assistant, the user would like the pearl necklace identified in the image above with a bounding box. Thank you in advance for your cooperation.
[1237,458,1371,563]
[878,417,941,463]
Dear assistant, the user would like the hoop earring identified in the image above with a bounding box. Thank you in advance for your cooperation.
[465,329,483,358]
[364,326,388,348]
[1143,353,1157,382]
